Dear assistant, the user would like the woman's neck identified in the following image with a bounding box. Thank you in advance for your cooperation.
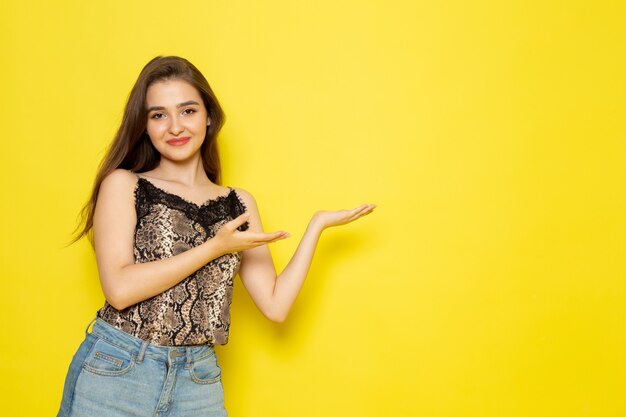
[150,155,211,186]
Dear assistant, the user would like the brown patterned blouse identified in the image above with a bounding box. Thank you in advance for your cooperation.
[97,175,249,346]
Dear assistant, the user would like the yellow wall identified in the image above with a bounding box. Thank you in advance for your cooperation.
[1,1,624,416]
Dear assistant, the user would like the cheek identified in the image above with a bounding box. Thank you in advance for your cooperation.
[146,122,166,140]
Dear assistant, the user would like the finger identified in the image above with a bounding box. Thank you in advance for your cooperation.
[227,212,250,230]
[359,204,376,215]
[253,235,290,246]
[249,234,290,248]
[347,204,372,218]
[248,230,290,243]
[356,203,376,213]
[249,237,286,249]
[347,204,376,222]
[356,204,376,217]
[350,203,373,215]
[257,232,290,243]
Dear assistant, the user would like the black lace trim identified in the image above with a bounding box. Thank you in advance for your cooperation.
[134,177,249,233]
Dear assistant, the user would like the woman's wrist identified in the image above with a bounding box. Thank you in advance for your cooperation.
[203,235,227,259]
[308,213,327,234]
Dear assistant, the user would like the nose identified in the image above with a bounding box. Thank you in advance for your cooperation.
[168,116,184,136]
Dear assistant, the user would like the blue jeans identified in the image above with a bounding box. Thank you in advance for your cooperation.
[57,318,227,417]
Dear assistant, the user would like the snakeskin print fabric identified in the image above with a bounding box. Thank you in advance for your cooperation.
[97,176,249,346]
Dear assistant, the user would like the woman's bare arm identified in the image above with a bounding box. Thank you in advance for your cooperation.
[236,188,375,322]
[93,169,289,310]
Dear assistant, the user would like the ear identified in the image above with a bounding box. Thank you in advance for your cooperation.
[207,117,211,126]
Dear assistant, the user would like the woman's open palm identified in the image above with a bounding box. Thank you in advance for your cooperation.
[313,203,376,229]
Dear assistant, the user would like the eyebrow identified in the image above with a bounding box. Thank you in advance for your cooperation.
[147,100,200,112]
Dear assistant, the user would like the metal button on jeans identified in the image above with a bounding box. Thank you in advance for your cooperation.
[170,350,185,359]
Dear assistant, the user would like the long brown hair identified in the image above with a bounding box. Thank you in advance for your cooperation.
[71,56,225,244]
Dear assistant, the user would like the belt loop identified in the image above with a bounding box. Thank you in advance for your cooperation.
[84,317,97,336]
[137,341,148,364]
[185,348,193,370]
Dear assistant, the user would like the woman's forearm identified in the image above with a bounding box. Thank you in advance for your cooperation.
[268,218,325,321]
[101,239,225,310]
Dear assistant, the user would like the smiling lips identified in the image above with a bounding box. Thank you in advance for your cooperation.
[166,137,191,146]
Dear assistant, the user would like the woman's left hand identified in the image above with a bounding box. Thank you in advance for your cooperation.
[311,203,377,230]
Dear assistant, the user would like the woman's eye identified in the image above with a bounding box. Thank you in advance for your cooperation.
[151,113,165,119]
[182,108,196,115]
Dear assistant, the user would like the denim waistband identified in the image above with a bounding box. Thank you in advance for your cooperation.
[87,318,215,366]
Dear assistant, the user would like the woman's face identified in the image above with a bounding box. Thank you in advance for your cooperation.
[145,79,210,163]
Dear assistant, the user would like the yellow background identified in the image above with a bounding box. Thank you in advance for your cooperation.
[1,1,625,416]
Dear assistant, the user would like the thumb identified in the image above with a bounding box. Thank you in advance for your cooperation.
[229,212,250,230]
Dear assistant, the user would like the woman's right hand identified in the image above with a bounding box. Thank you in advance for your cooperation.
[213,213,290,255]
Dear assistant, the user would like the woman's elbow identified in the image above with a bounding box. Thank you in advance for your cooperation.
[102,285,130,311]
[105,294,129,311]
[265,308,288,323]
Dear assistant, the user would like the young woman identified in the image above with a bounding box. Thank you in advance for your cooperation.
[57,55,375,417]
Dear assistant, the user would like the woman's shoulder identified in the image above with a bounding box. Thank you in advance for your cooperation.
[230,186,257,208]
[104,168,137,180]
[99,169,139,198]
